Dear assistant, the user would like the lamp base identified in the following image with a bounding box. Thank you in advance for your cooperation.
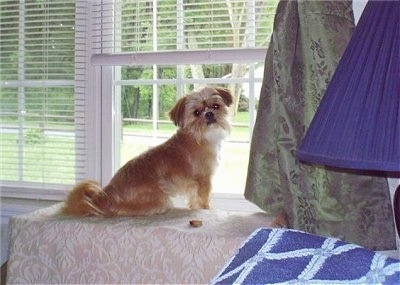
[394,185,400,238]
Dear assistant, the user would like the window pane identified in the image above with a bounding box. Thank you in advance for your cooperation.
[94,0,277,53]
[0,0,78,188]
[116,60,263,194]
[1,87,76,184]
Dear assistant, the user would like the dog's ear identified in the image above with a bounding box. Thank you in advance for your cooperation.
[169,96,187,127]
[215,87,233,107]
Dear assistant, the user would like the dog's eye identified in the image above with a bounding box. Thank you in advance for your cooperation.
[193,110,201,117]
[213,104,220,110]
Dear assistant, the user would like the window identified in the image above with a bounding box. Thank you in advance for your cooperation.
[0,0,278,203]
[0,0,86,199]
[92,0,278,196]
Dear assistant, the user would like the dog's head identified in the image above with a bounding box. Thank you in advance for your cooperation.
[169,86,233,142]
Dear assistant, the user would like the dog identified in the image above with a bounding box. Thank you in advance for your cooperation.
[61,86,233,217]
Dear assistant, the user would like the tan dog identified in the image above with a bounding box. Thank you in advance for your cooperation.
[61,86,233,217]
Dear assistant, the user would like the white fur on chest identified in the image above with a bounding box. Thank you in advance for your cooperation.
[204,126,228,166]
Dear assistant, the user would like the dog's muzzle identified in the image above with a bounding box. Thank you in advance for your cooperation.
[205,112,216,125]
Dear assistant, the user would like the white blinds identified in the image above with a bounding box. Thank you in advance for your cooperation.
[0,0,85,191]
[91,0,277,63]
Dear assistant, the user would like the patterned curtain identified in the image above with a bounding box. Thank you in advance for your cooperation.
[244,0,396,250]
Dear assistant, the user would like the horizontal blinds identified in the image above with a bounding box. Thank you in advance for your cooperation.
[0,0,84,189]
[1,0,75,81]
[92,0,278,56]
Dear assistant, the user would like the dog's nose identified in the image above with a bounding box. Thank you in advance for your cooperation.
[205,112,216,125]
[205,112,214,119]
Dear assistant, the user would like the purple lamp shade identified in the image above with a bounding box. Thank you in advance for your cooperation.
[297,0,400,172]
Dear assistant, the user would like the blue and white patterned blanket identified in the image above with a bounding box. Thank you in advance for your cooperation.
[211,228,400,284]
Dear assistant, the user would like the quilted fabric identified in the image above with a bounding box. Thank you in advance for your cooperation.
[211,228,400,284]
[7,203,274,284]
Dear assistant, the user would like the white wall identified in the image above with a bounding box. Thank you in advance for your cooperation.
[352,0,368,24]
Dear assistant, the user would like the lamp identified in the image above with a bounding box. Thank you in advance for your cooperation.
[297,0,399,236]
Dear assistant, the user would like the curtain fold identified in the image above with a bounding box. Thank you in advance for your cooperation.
[244,0,396,250]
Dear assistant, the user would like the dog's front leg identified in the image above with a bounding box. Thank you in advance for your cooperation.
[188,177,211,210]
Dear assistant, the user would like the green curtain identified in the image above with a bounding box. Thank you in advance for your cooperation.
[244,0,396,250]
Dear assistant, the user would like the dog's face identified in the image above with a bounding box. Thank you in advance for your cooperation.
[169,87,233,142]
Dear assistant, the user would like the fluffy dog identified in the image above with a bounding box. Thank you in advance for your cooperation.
[61,86,233,217]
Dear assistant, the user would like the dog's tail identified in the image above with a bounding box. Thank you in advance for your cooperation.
[61,180,110,217]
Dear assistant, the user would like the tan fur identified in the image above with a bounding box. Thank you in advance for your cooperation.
[61,86,233,217]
